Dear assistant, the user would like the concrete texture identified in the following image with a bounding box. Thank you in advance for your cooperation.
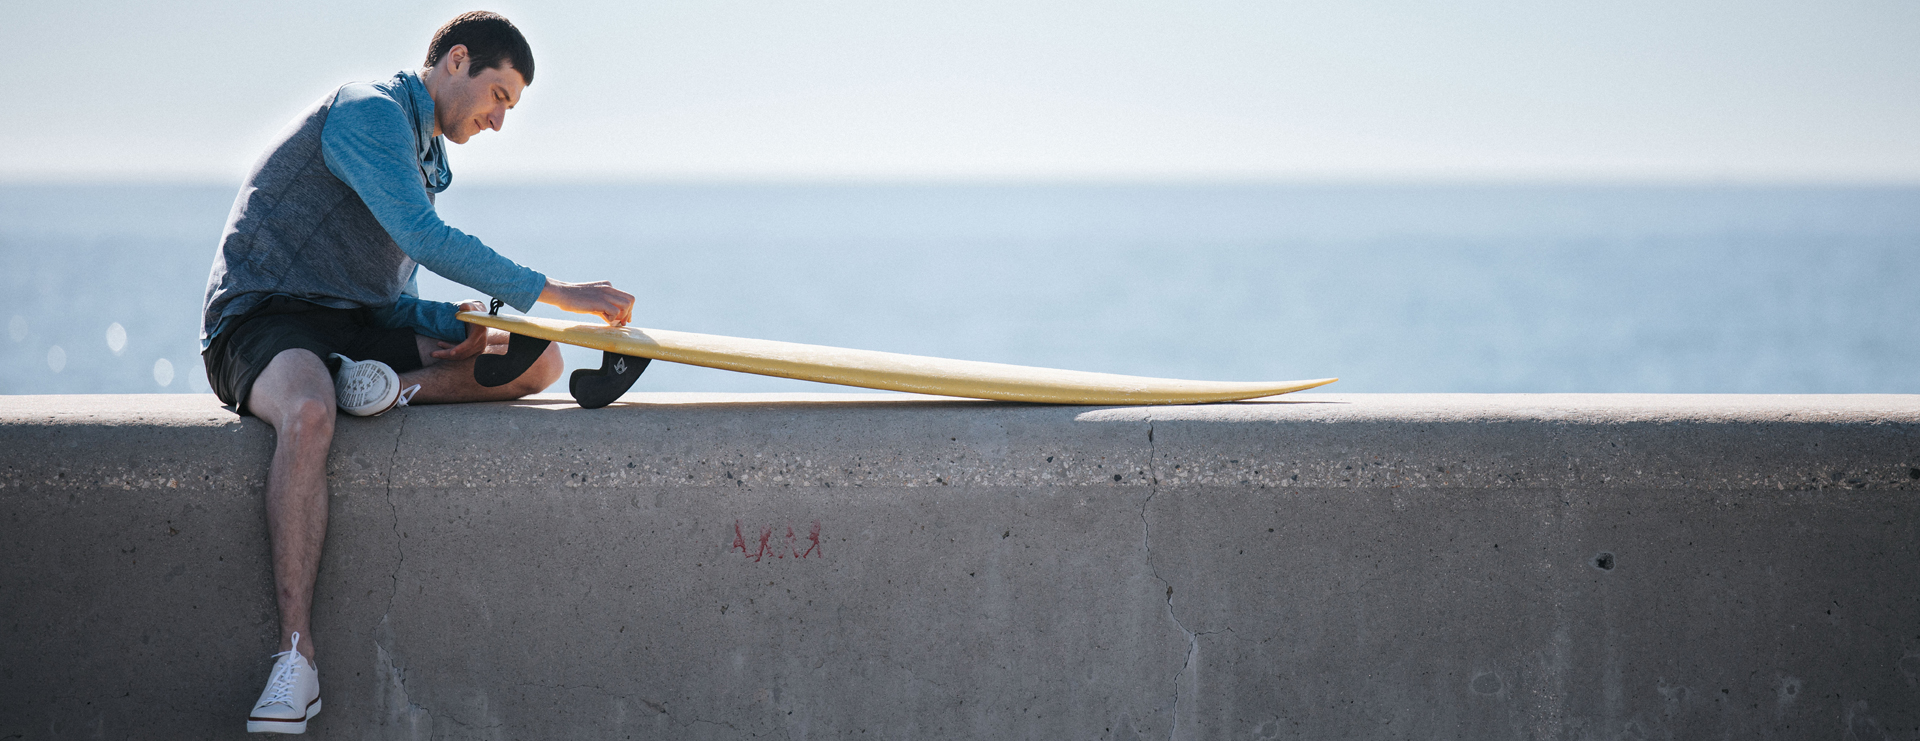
[2,392,1917,739]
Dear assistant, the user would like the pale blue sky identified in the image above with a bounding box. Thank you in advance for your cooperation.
[4,0,1916,182]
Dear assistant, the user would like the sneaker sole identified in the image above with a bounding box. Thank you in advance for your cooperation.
[332,354,400,416]
[247,697,321,734]
[348,395,401,417]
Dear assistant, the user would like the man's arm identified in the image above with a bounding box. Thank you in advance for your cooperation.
[367,276,630,370]
[368,272,469,341]
[321,86,547,312]
[538,279,633,326]
[370,294,467,340]
[325,83,634,329]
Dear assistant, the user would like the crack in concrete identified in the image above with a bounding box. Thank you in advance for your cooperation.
[371,416,435,738]
[1139,418,1196,741]
[375,638,435,738]
[436,713,505,730]
[515,680,673,730]
[1147,421,1157,486]
[1139,419,1231,740]
[381,413,410,625]
[518,680,613,693]
[892,659,953,691]
[514,680,654,706]
[509,669,736,731]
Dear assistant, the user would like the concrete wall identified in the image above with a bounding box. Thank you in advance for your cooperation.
[2,393,1917,740]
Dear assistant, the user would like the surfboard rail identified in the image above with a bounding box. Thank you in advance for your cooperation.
[459,312,1336,405]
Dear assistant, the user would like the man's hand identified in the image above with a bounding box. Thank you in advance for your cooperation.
[431,300,491,360]
[538,279,635,326]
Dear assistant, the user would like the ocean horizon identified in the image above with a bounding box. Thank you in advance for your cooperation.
[3,181,1916,397]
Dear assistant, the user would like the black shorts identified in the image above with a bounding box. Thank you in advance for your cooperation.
[202,296,425,416]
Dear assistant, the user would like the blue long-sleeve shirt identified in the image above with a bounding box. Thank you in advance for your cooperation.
[320,70,545,341]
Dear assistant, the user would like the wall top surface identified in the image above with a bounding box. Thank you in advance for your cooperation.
[3,393,1916,492]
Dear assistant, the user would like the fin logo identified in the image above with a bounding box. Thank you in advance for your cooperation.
[613,358,628,375]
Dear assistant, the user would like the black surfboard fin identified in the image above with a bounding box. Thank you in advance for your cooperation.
[473,332,553,388]
[570,351,650,409]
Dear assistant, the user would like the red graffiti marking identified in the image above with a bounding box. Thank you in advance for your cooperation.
[730,521,773,562]
[732,520,823,561]
[797,520,821,559]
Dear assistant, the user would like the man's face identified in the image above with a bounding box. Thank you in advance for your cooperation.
[428,45,526,144]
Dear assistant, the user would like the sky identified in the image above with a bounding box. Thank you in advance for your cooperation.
[3,0,1917,183]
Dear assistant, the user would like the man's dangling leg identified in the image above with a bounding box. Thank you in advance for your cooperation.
[247,348,337,660]
[242,348,336,733]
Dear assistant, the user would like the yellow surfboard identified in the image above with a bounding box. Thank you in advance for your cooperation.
[460,312,1335,405]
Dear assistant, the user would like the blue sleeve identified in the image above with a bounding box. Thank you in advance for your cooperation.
[370,295,469,342]
[321,86,546,312]
[368,270,470,342]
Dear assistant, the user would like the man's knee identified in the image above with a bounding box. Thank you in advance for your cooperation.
[280,396,336,440]
[506,343,565,396]
[250,349,337,438]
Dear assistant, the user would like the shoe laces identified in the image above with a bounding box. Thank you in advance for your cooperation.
[397,384,420,408]
[260,632,308,709]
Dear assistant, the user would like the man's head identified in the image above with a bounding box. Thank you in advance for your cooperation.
[422,11,534,144]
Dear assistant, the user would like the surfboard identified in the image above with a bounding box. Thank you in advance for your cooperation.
[458,311,1336,407]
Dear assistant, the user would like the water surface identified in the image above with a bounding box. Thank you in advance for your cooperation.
[2,183,1915,395]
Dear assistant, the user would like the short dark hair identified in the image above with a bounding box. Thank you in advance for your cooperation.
[425,11,535,85]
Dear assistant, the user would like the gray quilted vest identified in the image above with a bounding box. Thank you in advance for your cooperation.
[200,88,426,340]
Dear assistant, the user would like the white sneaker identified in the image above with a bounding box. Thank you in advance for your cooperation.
[247,632,322,734]
[330,354,418,417]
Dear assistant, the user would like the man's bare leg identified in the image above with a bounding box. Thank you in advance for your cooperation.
[246,348,337,663]
[402,328,565,403]
[240,332,558,665]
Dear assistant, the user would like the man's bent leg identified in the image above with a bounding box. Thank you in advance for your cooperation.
[402,330,565,404]
[246,348,337,663]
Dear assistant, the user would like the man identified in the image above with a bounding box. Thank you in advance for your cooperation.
[199,12,632,734]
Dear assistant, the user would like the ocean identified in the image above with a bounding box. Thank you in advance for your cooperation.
[2,183,1916,396]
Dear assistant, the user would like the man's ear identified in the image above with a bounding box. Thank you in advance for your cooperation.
[445,44,469,74]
